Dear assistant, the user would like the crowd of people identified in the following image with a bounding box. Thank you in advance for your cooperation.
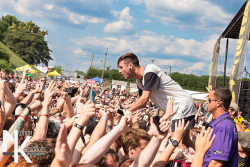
[0,53,249,167]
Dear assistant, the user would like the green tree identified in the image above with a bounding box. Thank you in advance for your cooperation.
[49,66,63,74]
[85,66,135,82]
[75,70,85,76]
[0,59,13,73]
[0,15,19,40]
[0,48,10,61]
[2,19,52,66]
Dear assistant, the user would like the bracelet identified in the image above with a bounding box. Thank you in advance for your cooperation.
[74,123,84,130]
[19,115,28,121]
[40,114,49,117]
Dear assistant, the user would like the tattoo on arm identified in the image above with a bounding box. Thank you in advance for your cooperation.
[8,118,26,134]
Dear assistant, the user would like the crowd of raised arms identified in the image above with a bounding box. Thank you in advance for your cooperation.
[0,68,249,167]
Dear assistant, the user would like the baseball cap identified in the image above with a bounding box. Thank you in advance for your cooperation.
[229,102,239,111]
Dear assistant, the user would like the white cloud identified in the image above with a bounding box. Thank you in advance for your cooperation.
[70,31,219,61]
[163,35,218,60]
[140,57,209,74]
[104,7,134,34]
[143,19,152,23]
[73,48,91,58]
[183,62,208,73]
[44,4,54,10]
[144,0,233,31]
[0,0,109,26]
[61,8,105,25]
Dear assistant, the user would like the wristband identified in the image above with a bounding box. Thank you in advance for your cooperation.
[40,114,49,117]
[74,123,84,130]
[19,115,28,121]
[28,107,31,115]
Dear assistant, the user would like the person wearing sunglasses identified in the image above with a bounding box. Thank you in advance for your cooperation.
[203,88,238,167]
[242,120,250,132]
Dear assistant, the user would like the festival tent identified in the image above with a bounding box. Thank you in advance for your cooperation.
[16,64,40,73]
[47,70,61,77]
[185,90,208,101]
[91,77,104,83]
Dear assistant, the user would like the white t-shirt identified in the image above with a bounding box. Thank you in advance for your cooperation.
[136,64,195,120]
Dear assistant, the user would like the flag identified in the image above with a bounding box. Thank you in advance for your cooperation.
[208,37,221,90]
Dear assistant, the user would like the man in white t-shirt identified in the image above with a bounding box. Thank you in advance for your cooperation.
[117,53,196,149]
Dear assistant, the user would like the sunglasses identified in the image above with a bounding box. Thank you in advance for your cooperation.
[207,98,220,103]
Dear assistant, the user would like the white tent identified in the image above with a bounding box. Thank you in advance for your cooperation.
[185,90,208,101]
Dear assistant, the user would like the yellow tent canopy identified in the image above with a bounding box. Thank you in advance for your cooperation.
[47,70,61,76]
[16,64,40,73]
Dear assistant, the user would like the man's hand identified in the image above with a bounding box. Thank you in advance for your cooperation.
[150,118,170,140]
[53,124,72,167]
[116,114,132,133]
[76,100,95,125]
[195,127,215,154]
[43,80,57,107]
[62,92,71,103]
[172,119,190,143]
[160,97,178,123]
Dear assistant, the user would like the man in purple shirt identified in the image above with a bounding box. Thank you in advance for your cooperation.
[203,88,238,167]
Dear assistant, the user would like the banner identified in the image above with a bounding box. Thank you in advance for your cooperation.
[208,38,221,90]
[230,0,250,103]
[86,79,96,87]
[112,80,127,86]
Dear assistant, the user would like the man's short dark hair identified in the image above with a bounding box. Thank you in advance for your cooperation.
[213,87,232,110]
[117,53,140,67]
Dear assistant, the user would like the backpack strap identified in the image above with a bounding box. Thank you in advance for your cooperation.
[214,116,238,167]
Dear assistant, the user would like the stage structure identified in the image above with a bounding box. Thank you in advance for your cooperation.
[208,0,250,120]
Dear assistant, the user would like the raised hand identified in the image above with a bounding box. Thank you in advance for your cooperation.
[43,80,57,107]
[160,97,178,123]
[76,100,96,125]
[62,92,71,103]
[150,118,170,140]
[116,115,132,133]
[172,119,190,143]
[195,127,215,154]
[15,79,27,95]
[52,124,72,167]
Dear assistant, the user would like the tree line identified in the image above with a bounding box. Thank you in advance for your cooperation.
[84,67,238,92]
[0,15,52,72]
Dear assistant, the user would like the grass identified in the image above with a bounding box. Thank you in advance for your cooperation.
[0,42,27,68]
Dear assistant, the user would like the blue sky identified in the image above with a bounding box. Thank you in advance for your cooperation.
[0,0,249,76]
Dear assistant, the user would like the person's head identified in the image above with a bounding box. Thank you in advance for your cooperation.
[117,53,140,79]
[15,138,56,167]
[206,88,232,113]
[228,102,239,118]
[242,120,249,129]
[122,128,150,159]
[120,158,134,167]
[98,149,119,167]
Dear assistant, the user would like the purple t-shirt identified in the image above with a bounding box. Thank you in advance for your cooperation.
[203,112,238,167]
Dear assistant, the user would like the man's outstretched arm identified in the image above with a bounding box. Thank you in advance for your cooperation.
[128,90,151,112]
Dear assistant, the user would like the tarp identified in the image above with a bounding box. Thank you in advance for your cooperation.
[208,38,221,90]
[91,77,104,83]
[185,90,208,101]
[47,70,61,76]
[16,64,40,73]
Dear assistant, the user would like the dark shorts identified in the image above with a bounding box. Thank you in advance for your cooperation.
[171,115,195,132]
